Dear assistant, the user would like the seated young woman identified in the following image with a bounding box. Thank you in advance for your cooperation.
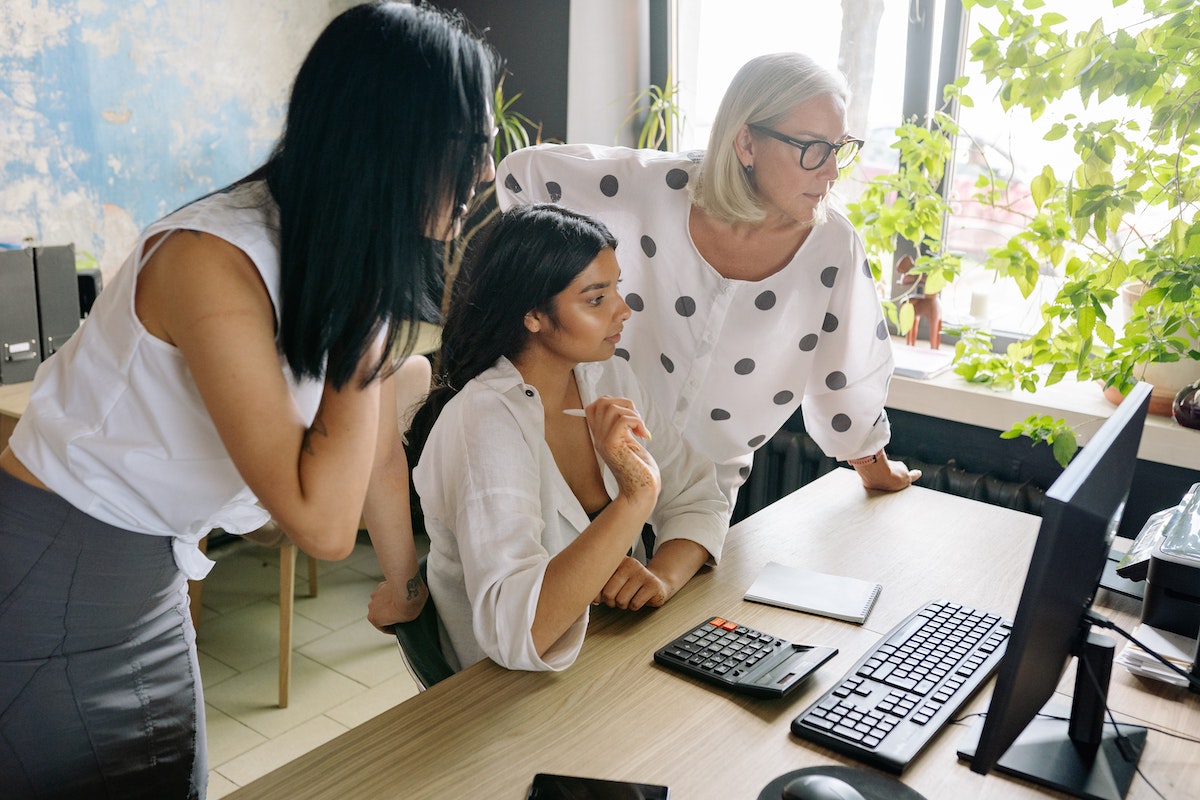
[406,204,729,672]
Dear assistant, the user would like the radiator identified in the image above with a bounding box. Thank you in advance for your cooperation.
[732,429,1046,523]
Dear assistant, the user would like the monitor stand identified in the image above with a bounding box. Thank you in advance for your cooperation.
[958,631,1147,800]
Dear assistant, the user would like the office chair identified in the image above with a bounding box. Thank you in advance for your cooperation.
[393,556,455,690]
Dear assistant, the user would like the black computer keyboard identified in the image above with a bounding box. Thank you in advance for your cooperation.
[790,599,1011,773]
[654,616,838,699]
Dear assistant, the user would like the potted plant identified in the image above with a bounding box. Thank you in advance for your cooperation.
[849,0,1200,464]
[622,74,685,151]
[441,73,684,316]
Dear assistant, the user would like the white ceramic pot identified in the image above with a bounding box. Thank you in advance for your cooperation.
[1107,284,1200,416]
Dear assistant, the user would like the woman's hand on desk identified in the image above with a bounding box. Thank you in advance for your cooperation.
[367,575,428,631]
[594,557,669,610]
[852,449,922,492]
[595,540,710,611]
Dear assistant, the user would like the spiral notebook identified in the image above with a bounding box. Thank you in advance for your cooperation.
[744,561,882,624]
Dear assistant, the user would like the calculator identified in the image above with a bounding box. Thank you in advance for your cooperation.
[653,616,838,699]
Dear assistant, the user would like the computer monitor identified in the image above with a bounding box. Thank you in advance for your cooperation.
[957,381,1152,800]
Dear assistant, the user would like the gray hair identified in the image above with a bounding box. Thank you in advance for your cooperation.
[692,52,850,225]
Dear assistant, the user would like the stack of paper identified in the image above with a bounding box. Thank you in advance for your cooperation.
[744,561,882,624]
[1113,624,1197,687]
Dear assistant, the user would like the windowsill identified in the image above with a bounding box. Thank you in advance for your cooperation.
[886,347,1200,472]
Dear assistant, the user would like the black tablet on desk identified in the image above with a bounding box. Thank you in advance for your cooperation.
[527,773,669,799]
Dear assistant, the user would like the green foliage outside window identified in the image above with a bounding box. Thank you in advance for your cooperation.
[851,0,1200,464]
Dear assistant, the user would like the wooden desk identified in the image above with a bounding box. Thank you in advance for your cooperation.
[0,381,32,451]
[227,468,1198,799]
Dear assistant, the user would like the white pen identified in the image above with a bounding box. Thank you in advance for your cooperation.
[565,406,652,440]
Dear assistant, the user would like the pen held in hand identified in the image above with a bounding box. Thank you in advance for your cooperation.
[563,406,652,440]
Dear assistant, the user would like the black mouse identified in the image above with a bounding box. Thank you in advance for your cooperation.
[780,774,867,800]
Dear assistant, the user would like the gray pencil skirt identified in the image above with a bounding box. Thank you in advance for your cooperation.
[0,468,206,799]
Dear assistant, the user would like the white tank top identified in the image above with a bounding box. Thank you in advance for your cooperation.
[11,181,324,578]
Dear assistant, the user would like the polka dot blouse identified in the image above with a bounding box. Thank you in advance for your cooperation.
[497,144,894,500]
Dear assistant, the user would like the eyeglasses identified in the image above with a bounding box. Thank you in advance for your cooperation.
[748,124,864,171]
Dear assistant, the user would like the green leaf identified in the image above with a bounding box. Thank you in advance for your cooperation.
[1092,207,1107,240]
[1078,305,1096,339]
[1031,170,1052,209]
[923,270,948,295]
[1052,429,1078,467]
[898,301,916,335]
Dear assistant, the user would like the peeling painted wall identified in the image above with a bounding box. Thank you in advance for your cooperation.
[1,0,358,282]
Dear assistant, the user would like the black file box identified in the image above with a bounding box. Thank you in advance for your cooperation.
[0,244,84,385]
[77,267,103,318]
[0,248,41,384]
[33,244,81,359]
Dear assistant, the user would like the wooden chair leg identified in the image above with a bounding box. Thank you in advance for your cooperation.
[307,552,319,598]
[279,542,296,709]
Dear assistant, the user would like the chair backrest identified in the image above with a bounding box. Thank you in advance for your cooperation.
[394,556,455,690]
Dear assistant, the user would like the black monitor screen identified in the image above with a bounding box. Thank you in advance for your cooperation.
[962,381,1152,799]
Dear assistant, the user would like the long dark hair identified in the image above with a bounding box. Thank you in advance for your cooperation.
[406,204,618,464]
[252,2,496,389]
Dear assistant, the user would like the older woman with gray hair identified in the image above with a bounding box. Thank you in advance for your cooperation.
[497,52,920,514]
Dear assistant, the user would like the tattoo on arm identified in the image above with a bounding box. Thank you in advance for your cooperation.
[301,416,329,456]
[406,571,421,601]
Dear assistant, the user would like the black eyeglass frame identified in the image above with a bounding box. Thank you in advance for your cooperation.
[747,124,864,171]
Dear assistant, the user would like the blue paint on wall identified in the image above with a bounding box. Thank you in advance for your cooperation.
[13,15,270,229]
[0,0,325,271]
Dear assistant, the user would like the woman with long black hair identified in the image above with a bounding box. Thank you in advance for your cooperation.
[404,205,727,674]
[0,4,496,796]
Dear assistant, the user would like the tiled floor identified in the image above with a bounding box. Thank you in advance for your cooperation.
[197,533,423,798]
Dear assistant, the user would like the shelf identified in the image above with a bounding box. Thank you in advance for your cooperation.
[887,364,1200,472]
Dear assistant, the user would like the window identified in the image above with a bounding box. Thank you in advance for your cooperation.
[947,0,1152,336]
[675,1,973,331]
[673,0,1154,340]
[675,1,911,153]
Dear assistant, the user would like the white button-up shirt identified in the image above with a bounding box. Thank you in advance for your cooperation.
[415,356,728,672]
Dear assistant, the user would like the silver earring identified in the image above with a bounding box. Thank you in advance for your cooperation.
[743,164,754,174]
